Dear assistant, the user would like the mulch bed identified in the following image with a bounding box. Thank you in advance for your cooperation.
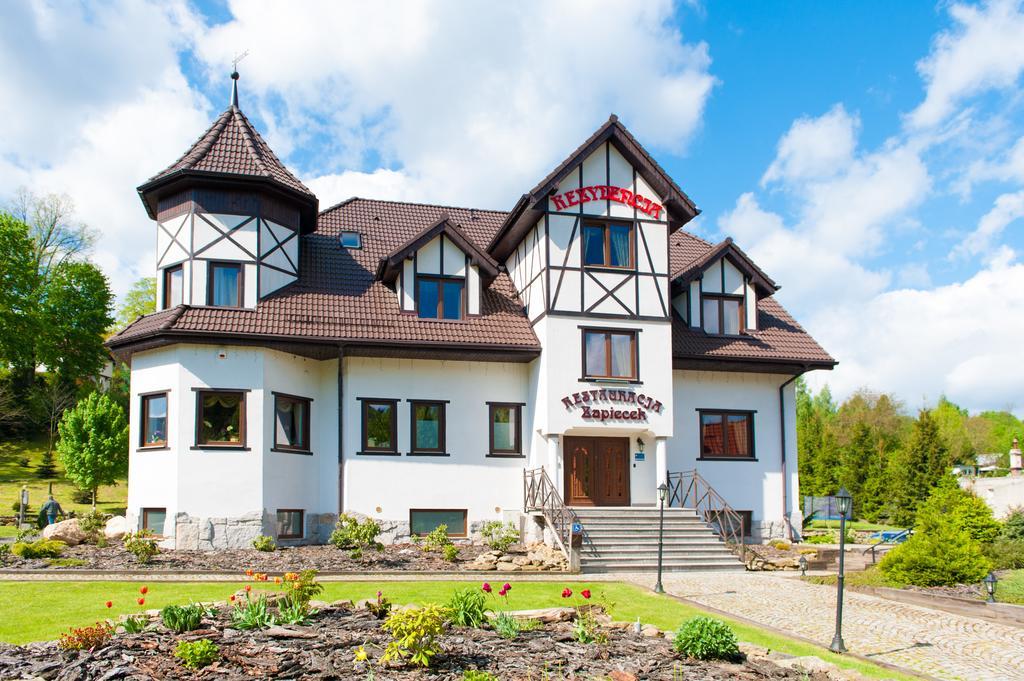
[3,543,514,573]
[0,602,829,680]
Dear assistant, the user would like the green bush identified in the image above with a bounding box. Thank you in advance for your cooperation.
[446,587,487,628]
[421,524,452,553]
[174,639,220,670]
[78,510,107,539]
[329,513,383,551]
[480,520,519,552]
[950,489,1001,544]
[251,534,276,552]
[381,604,447,667]
[672,616,740,661]
[1002,507,1024,542]
[984,539,1024,570]
[493,611,522,640]
[463,670,498,681]
[10,500,29,514]
[803,534,832,545]
[46,557,87,567]
[161,603,205,633]
[123,530,159,564]
[443,543,459,562]
[11,539,65,559]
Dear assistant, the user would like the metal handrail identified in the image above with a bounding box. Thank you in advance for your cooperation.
[666,469,746,562]
[523,468,579,560]
[861,528,912,564]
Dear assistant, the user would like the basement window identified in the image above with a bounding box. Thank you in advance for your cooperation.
[410,509,467,537]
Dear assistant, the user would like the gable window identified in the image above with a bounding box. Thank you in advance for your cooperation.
[196,390,246,447]
[276,509,304,539]
[582,329,637,380]
[340,231,362,248]
[142,508,166,535]
[417,276,464,320]
[273,393,311,453]
[163,265,183,308]
[410,400,446,454]
[360,399,398,454]
[208,262,243,307]
[488,403,522,456]
[582,221,633,268]
[702,294,744,335]
[140,392,168,448]
[699,410,754,459]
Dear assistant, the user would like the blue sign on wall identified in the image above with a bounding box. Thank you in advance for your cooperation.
[634,452,645,462]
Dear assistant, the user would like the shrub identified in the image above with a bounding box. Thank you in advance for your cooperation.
[463,670,498,681]
[492,611,522,639]
[123,530,159,564]
[950,489,1001,545]
[770,540,791,551]
[446,587,487,628]
[0,544,10,563]
[381,604,447,667]
[174,639,220,670]
[672,616,740,661]
[78,510,107,539]
[58,622,113,651]
[47,557,87,567]
[161,603,205,633]
[10,500,29,514]
[1002,507,1024,542]
[984,539,1024,570]
[330,513,383,552]
[480,520,519,552]
[421,524,452,553]
[803,534,832,545]
[12,539,65,559]
[443,543,460,562]
[252,534,276,552]
[368,590,392,619]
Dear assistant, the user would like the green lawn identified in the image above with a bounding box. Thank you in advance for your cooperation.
[0,437,127,519]
[0,580,913,680]
[808,519,901,533]
[996,570,1024,605]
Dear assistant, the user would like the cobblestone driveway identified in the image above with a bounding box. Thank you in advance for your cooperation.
[632,572,1024,681]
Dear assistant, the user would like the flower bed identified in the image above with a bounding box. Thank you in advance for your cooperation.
[0,577,831,680]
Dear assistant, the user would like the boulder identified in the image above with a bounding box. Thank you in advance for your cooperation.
[41,518,88,546]
[104,516,128,540]
[640,624,661,638]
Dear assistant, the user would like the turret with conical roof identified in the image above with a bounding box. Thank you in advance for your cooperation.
[138,72,318,311]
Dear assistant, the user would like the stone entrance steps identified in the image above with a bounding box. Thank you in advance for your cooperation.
[572,507,745,573]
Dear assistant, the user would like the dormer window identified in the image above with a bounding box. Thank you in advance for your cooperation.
[583,221,633,268]
[209,262,243,307]
[340,231,362,248]
[417,276,464,320]
[703,294,744,336]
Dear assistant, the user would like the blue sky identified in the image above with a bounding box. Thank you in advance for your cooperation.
[2,1,1023,416]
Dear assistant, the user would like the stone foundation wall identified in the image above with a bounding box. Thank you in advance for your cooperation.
[174,511,265,550]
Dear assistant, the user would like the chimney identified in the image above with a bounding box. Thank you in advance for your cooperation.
[1011,437,1022,477]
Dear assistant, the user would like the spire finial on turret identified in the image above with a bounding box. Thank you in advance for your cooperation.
[230,50,249,108]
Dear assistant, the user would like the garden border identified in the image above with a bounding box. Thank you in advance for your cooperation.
[844,584,1024,629]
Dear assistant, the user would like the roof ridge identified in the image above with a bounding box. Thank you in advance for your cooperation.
[231,108,274,179]
[333,196,509,215]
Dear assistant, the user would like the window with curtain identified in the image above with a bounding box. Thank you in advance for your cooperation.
[411,401,445,453]
[582,329,637,380]
[417,276,464,319]
[196,390,245,446]
[274,394,310,452]
[581,221,633,268]
[140,393,168,447]
[361,399,397,452]
[163,265,183,308]
[208,262,242,307]
[276,509,304,539]
[488,403,521,455]
[702,294,744,335]
[700,410,754,458]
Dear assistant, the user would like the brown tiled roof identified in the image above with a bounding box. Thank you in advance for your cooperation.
[143,106,315,200]
[672,237,779,296]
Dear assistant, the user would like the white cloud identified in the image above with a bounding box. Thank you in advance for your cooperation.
[761,104,859,185]
[907,0,1024,130]
[306,169,430,209]
[954,189,1024,259]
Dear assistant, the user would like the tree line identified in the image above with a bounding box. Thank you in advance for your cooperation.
[797,378,1023,527]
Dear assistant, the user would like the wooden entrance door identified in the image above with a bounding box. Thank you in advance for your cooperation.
[564,436,630,506]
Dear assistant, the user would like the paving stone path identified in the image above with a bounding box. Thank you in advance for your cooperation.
[632,571,1024,681]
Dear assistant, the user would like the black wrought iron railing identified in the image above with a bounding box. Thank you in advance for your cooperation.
[667,469,746,561]
[523,467,579,560]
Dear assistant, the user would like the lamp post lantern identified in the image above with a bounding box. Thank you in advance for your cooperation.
[654,482,668,594]
[830,486,852,654]
[984,571,998,603]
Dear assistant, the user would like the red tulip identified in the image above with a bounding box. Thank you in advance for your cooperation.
[105,601,112,609]
[502,583,511,592]
[139,586,148,595]
[561,588,572,599]
[245,569,254,577]
[482,582,492,593]
[245,585,252,593]
[498,588,507,597]
[229,594,236,602]
[137,598,145,606]
[581,589,591,600]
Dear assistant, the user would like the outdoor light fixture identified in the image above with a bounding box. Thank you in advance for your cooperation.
[984,571,998,603]
[654,482,669,594]
[799,554,808,577]
[636,437,645,453]
[830,486,853,654]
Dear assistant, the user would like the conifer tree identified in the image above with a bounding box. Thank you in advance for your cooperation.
[887,410,949,527]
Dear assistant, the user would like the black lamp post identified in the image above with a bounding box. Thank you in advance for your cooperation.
[654,482,668,594]
[799,554,807,577]
[830,486,852,654]
[984,571,998,603]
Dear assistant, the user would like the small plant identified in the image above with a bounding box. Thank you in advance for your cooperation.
[121,614,148,634]
[252,534,276,552]
[123,530,159,564]
[349,547,363,560]
[421,524,452,553]
[330,513,383,552]
[446,587,487,628]
[78,510,107,538]
[15,528,38,542]
[381,604,447,667]
[480,520,520,552]
[770,540,791,551]
[10,500,30,514]
[368,590,392,619]
[58,622,113,651]
[443,543,460,562]
[672,616,740,661]
[174,639,220,670]
[492,611,521,640]
[232,587,274,630]
[47,557,88,567]
[463,670,498,681]
[984,539,1024,570]
[161,603,206,633]
[11,539,65,559]
[1002,507,1024,542]
[0,544,10,563]
[561,587,605,644]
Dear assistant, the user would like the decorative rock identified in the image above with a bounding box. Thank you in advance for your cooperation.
[609,671,637,681]
[494,562,519,571]
[640,624,661,638]
[263,626,318,639]
[41,518,88,546]
[511,555,531,566]
[103,516,128,540]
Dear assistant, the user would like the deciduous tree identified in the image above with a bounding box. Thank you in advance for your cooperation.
[56,392,128,508]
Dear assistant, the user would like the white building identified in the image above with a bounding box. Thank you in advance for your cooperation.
[108,76,835,563]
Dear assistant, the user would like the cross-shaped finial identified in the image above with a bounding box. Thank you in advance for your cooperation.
[232,50,249,74]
